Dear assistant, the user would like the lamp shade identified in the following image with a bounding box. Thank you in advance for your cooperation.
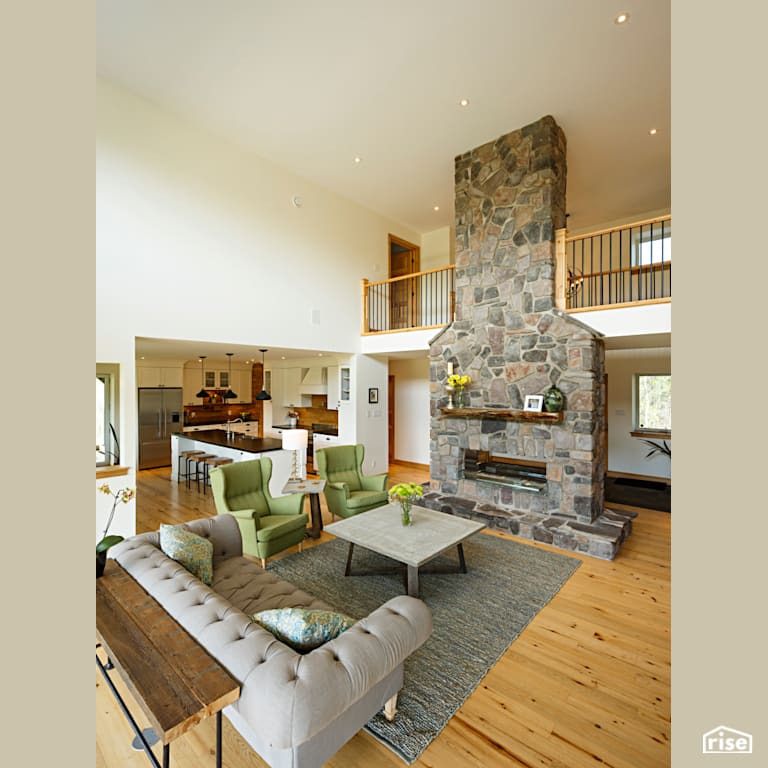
[254,348,271,400]
[196,355,208,399]
[281,429,308,451]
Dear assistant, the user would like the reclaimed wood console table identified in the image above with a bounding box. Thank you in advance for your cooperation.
[96,560,240,768]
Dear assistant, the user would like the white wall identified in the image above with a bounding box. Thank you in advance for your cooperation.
[390,357,431,465]
[353,354,390,474]
[605,347,672,479]
[97,79,420,479]
[420,225,452,269]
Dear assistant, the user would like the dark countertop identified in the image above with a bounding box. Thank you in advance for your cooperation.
[173,430,283,454]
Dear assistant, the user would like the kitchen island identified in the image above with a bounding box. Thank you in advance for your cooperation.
[171,431,293,497]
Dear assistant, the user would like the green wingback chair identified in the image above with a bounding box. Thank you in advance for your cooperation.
[315,444,389,520]
[210,457,308,568]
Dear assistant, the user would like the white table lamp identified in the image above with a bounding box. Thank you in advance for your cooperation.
[282,429,308,480]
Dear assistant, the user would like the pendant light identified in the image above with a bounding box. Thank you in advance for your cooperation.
[196,356,208,399]
[254,349,272,401]
[224,352,238,400]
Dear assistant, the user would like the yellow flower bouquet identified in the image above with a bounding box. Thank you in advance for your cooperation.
[446,374,471,408]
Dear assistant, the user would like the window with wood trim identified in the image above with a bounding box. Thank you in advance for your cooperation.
[634,374,671,432]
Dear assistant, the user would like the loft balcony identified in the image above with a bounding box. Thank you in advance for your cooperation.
[360,216,671,351]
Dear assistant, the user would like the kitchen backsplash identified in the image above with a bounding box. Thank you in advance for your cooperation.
[291,396,338,429]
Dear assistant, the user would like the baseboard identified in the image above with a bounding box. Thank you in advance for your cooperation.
[606,470,670,486]
[390,460,429,472]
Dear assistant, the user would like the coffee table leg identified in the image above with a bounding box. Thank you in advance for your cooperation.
[407,565,420,597]
[307,494,322,539]
[344,542,355,576]
[216,711,222,768]
[457,543,467,573]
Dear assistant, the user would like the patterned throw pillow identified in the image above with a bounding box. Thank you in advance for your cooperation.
[159,524,214,586]
[253,608,357,652]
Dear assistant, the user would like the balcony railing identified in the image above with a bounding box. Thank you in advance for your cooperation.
[362,266,456,335]
[556,215,671,311]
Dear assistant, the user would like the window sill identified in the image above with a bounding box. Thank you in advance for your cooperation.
[630,430,671,440]
[96,465,131,479]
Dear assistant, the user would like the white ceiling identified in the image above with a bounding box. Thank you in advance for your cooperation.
[96,0,670,235]
[135,336,344,365]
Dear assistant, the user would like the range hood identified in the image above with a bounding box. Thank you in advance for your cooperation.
[298,366,328,394]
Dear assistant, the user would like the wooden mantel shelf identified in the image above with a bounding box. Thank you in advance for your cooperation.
[439,407,564,423]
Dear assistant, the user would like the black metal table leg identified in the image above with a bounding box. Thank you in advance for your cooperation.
[457,543,467,573]
[216,711,222,768]
[344,542,355,576]
[163,744,170,768]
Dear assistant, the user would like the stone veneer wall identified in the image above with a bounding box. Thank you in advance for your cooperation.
[429,116,607,524]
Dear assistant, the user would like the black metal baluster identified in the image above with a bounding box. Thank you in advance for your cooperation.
[599,233,604,306]
[650,223,655,299]
[609,230,613,305]
[660,220,666,298]
[631,227,637,302]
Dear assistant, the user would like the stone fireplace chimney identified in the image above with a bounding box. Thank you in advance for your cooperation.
[426,116,632,559]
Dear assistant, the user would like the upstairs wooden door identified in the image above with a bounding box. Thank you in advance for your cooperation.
[389,234,420,329]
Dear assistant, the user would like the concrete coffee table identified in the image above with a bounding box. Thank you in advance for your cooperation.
[324,503,486,598]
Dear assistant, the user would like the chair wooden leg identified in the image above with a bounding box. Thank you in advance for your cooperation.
[298,541,303,552]
[383,694,398,722]
[260,558,266,569]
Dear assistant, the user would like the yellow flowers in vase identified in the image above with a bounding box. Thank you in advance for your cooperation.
[446,374,471,408]
[388,482,424,526]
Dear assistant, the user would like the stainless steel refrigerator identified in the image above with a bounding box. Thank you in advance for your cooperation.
[138,388,183,469]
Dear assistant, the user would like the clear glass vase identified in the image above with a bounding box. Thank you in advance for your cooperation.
[400,499,413,526]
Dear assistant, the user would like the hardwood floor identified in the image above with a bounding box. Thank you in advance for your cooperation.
[96,463,670,768]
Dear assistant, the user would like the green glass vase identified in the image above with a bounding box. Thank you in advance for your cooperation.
[543,384,565,413]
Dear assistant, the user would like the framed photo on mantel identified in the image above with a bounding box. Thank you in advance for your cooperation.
[523,394,544,412]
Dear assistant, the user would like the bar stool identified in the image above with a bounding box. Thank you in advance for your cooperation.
[178,450,205,485]
[190,453,216,490]
[199,456,233,494]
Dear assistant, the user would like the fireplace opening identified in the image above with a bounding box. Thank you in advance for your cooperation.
[464,450,547,493]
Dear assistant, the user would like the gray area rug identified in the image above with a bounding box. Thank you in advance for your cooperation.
[269,532,581,764]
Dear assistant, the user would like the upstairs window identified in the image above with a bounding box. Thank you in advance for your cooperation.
[633,222,671,266]
[634,374,671,432]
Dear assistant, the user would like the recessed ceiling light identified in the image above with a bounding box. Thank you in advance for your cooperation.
[459,98,469,107]
[354,156,362,164]
[615,12,629,24]
[649,128,658,135]
[281,356,286,360]
[318,353,323,357]
[433,205,440,211]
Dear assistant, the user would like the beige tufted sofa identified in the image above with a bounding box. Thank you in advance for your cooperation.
[110,513,433,768]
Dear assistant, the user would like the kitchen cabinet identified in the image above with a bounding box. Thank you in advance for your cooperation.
[183,368,205,404]
[326,366,339,410]
[232,369,252,403]
[137,365,184,388]
[339,366,351,403]
[282,368,304,407]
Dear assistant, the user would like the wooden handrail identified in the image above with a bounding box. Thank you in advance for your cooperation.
[365,264,455,288]
[565,214,671,243]
[572,261,672,281]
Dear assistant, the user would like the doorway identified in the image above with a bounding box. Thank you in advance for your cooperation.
[388,375,395,463]
[389,234,420,329]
